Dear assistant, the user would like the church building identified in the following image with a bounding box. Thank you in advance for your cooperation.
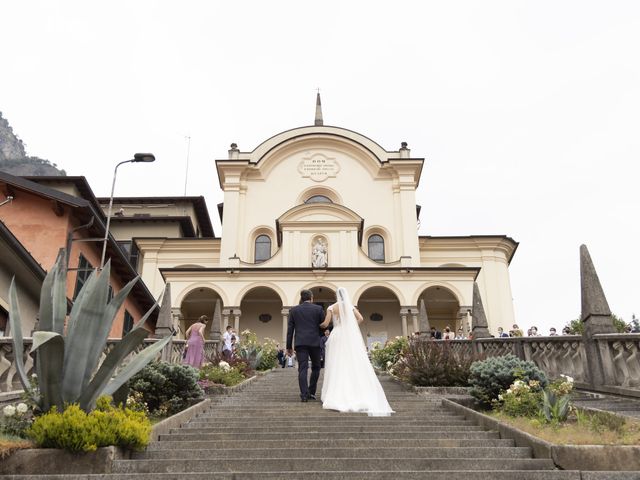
[113,96,518,345]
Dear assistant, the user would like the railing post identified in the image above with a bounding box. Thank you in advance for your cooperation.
[579,245,616,389]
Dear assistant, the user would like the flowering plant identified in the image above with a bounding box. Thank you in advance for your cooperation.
[218,361,231,372]
[1,402,33,438]
[125,391,150,415]
[493,379,543,417]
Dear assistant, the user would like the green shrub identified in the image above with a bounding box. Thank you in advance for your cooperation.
[469,354,548,409]
[27,397,150,452]
[128,362,203,417]
[199,363,245,387]
[370,336,408,371]
[395,339,478,387]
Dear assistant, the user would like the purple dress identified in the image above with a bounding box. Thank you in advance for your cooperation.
[183,323,205,368]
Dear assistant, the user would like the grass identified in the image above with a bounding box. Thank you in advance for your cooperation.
[490,410,640,445]
[0,433,33,459]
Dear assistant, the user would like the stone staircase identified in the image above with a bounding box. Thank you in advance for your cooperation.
[7,369,630,479]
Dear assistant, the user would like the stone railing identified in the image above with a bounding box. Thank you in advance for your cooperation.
[0,337,220,393]
[432,333,640,397]
[0,338,35,392]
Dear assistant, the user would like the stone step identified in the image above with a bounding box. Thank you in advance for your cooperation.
[195,414,461,422]
[159,430,500,441]
[185,419,471,428]
[172,425,485,434]
[0,471,583,480]
[133,446,533,460]
[146,438,517,450]
[112,458,557,473]
[197,409,449,417]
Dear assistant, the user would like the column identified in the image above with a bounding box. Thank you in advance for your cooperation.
[400,308,408,337]
[233,309,241,333]
[410,308,419,334]
[281,308,290,345]
[222,308,231,332]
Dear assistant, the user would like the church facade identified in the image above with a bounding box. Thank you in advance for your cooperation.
[131,99,518,345]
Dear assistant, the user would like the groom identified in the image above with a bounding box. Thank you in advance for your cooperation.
[286,289,324,402]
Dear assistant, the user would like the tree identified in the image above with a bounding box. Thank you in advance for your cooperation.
[565,314,628,335]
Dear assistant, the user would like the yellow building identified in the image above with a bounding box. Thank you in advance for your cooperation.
[108,97,517,345]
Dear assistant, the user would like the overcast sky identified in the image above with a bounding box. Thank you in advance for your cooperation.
[1,1,638,333]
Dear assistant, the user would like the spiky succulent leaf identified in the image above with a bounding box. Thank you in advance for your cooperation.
[37,257,57,333]
[81,274,140,389]
[8,278,33,399]
[61,262,110,403]
[51,250,67,335]
[77,299,157,411]
[31,331,64,412]
[101,334,173,397]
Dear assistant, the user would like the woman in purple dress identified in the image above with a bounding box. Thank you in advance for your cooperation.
[183,315,208,368]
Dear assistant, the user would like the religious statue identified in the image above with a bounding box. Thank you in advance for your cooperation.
[311,238,328,268]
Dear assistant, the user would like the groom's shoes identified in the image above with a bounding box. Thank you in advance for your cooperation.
[308,394,317,401]
[300,397,308,402]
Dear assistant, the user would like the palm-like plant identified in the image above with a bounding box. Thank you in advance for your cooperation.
[8,250,172,413]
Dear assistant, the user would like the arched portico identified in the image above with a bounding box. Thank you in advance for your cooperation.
[239,286,284,342]
[180,287,224,339]
[418,285,462,334]
[357,286,402,348]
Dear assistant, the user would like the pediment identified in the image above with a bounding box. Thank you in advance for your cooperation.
[277,203,363,224]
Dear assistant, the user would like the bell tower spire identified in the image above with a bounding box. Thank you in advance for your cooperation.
[314,90,324,126]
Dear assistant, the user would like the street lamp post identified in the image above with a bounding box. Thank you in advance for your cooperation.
[100,153,155,269]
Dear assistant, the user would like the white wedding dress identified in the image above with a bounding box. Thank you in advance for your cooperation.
[321,287,394,416]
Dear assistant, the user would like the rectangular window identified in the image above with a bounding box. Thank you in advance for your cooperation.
[129,242,140,272]
[122,310,134,336]
[73,254,93,300]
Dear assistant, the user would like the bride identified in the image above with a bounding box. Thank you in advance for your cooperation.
[320,287,394,416]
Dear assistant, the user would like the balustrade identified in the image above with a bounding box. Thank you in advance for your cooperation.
[0,337,220,393]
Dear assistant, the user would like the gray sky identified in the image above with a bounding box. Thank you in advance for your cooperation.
[1,1,638,333]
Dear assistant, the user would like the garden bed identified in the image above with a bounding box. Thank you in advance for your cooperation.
[0,371,266,475]
[443,397,640,471]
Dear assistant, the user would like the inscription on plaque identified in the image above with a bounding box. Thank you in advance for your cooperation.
[298,153,340,182]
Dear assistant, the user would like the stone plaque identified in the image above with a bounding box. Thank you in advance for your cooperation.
[298,153,340,182]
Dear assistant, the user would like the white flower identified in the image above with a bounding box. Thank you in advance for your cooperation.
[3,405,16,417]
[16,403,28,414]
[498,394,503,401]
[218,361,231,372]
[31,373,38,378]
[386,361,392,366]
[561,374,574,383]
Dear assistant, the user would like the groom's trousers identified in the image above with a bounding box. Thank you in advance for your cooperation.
[295,345,322,399]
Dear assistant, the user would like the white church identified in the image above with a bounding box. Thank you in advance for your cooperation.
[109,96,518,345]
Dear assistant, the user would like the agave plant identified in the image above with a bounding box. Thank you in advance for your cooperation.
[8,250,172,413]
[542,388,572,423]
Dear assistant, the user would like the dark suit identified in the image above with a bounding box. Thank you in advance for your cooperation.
[287,301,324,399]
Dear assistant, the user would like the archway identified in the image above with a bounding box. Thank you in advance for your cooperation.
[357,286,402,348]
[240,286,284,343]
[309,286,337,314]
[180,287,224,339]
[418,286,461,334]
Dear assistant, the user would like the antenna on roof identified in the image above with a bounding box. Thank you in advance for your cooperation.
[183,135,191,197]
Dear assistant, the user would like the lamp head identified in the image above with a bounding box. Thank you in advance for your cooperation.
[133,153,155,163]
